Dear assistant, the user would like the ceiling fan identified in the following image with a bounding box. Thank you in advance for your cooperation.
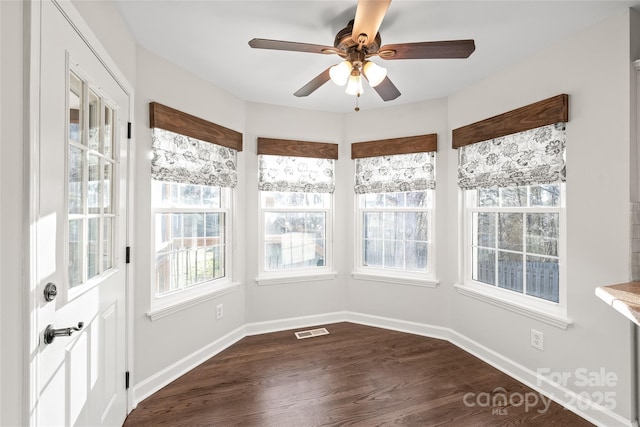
[248,0,475,106]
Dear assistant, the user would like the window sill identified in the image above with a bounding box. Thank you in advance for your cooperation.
[255,271,338,286]
[147,281,241,322]
[454,283,573,329]
[351,271,439,288]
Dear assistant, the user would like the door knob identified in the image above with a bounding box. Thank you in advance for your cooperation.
[44,322,84,345]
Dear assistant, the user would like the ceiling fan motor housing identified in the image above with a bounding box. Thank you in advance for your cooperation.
[334,19,382,56]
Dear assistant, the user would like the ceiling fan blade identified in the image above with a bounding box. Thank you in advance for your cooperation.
[378,40,476,60]
[373,76,400,101]
[352,0,391,46]
[248,38,339,55]
[294,68,332,97]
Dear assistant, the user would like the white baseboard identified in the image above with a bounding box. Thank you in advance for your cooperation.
[244,311,348,336]
[131,325,245,407]
[130,311,635,426]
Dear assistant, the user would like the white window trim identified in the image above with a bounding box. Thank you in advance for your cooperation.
[257,192,335,282]
[255,271,338,286]
[351,271,439,288]
[457,186,571,329]
[149,185,235,315]
[353,191,437,284]
[147,280,241,321]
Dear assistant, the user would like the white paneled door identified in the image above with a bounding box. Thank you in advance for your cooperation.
[31,1,130,425]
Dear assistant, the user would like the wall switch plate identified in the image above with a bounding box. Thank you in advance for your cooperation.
[531,329,544,350]
[216,304,224,320]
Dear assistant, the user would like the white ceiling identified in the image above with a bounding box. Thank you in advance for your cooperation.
[114,0,640,113]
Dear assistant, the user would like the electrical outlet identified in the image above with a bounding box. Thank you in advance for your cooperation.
[531,329,544,351]
[216,304,224,320]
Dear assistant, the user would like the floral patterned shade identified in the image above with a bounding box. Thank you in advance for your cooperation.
[258,154,335,193]
[458,123,566,190]
[151,128,237,187]
[354,152,436,194]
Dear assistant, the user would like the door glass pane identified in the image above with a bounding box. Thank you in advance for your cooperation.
[69,219,83,287]
[69,72,83,144]
[103,105,114,157]
[88,90,100,151]
[68,145,84,214]
[87,217,99,280]
[88,155,101,214]
[103,217,113,271]
[103,162,113,213]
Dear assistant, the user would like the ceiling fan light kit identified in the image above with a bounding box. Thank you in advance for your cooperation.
[345,72,364,96]
[249,0,475,110]
[329,60,353,86]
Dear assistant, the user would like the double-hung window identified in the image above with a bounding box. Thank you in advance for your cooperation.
[257,138,337,284]
[149,111,241,311]
[458,121,567,322]
[352,135,437,286]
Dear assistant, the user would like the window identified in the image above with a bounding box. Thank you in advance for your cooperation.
[256,138,338,283]
[68,70,117,288]
[260,191,331,271]
[357,191,433,275]
[466,184,563,303]
[152,182,230,294]
[150,126,237,303]
[458,122,567,314]
[351,136,438,285]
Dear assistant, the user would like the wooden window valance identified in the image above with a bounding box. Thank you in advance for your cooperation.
[451,94,568,149]
[149,102,243,151]
[257,137,338,159]
[351,134,437,159]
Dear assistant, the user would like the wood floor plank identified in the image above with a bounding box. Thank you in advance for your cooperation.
[124,322,593,426]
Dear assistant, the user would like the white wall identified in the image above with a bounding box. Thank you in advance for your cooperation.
[243,102,348,323]
[446,8,635,421]
[1,1,24,425]
[133,47,247,383]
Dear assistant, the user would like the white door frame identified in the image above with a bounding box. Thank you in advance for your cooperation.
[24,0,136,423]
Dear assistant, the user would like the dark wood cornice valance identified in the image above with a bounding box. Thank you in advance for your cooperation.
[451,94,569,149]
[149,102,243,151]
[257,137,338,160]
[351,134,437,159]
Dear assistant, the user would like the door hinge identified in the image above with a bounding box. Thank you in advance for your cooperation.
[125,246,131,264]
[125,371,130,390]
[127,122,132,139]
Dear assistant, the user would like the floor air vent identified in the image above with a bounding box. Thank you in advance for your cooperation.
[295,327,329,340]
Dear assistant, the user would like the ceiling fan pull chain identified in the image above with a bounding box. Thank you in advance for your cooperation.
[355,94,360,112]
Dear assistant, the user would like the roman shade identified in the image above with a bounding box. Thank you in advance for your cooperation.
[457,122,566,190]
[354,152,436,194]
[351,134,437,194]
[257,137,337,193]
[151,127,238,187]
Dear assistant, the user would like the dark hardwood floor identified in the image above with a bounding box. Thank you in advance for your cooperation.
[124,322,592,426]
